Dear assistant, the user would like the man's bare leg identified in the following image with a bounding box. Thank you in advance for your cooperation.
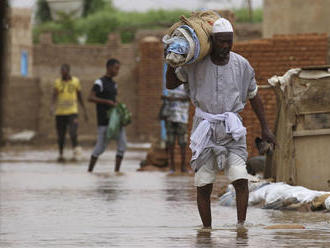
[232,179,249,224]
[180,145,187,172]
[197,184,213,228]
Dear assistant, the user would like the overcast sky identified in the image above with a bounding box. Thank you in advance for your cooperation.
[10,0,263,11]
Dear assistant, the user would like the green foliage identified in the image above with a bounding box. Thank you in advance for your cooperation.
[36,0,110,23]
[53,12,80,43]
[36,0,52,23]
[114,9,191,28]
[233,8,263,23]
[33,12,82,44]
[76,9,119,44]
[82,0,109,17]
[113,9,191,43]
[34,7,190,44]
[120,30,135,44]
[33,1,262,44]
[33,22,60,43]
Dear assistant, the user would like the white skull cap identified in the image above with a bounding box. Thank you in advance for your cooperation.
[325,196,330,210]
[212,18,233,33]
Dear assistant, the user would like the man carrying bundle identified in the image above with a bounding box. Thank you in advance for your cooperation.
[166,18,276,229]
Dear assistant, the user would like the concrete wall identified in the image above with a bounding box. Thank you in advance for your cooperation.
[263,0,330,38]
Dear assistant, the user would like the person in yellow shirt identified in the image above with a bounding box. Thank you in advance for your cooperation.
[51,64,88,162]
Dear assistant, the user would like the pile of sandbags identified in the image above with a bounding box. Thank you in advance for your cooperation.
[163,10,220,67]
[219,181,330,212]
[311,193,330,211]
[139,139,168,171]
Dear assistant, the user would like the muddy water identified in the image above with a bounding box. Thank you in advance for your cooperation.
[1,148,330,248]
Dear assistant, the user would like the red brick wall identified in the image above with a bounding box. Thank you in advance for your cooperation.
[136,37,164,141]
[142,33,329,168]
[171,33,328,168]
[234,33,328,157]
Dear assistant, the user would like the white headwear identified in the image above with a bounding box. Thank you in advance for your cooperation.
[325,196,330,210]
[212,18,233,33]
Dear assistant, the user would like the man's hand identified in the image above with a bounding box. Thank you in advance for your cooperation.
[250,93,277,148]
[107,100,117,107]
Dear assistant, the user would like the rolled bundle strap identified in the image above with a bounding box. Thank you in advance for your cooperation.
[165,10,221,66]
[190,107,246,161]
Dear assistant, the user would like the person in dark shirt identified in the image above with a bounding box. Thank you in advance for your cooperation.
[87,58,127,172]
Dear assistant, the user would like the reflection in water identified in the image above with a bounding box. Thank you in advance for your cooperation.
[96,174,123,202]
[164,174,195,203]
[272,229,330,248]
[236,228,248,247]
[195,230,215,248]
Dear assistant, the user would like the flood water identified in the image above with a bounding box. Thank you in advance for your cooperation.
[1,148,330,248]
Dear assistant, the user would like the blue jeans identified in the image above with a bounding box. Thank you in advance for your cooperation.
[92,126,126,158]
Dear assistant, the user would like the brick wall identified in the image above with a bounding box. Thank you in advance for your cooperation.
[4,32,328,153]
[3,76,40,131]
[33,33,139,141]
[234,33,328,157]
[136,33,328,168]
[170,33,329,168]
[136,37,164,141]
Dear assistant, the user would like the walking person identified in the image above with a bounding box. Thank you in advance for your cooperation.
[51,64,88,162]
[162,85,190,173]
[166,18,276,228]
[87,58,127,173]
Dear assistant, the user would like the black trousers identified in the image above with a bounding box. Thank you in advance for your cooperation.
[55,114,78,154]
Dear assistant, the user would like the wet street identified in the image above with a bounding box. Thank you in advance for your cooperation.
[1,147,330,248]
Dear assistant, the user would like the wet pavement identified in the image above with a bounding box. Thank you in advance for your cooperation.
[1,147,330,248]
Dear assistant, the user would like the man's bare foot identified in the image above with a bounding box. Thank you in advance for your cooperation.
[236,222,247,232]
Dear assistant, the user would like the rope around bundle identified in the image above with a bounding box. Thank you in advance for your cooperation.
[166,10,221,65]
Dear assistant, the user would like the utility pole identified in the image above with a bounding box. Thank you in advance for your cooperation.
[247,0,253,22]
